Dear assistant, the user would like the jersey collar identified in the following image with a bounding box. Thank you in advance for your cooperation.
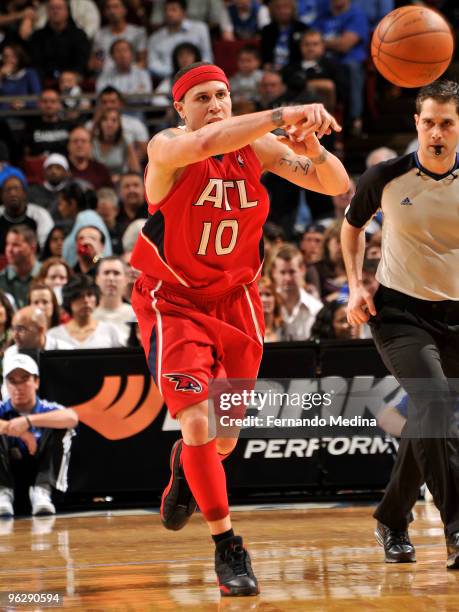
[414,151,459,181]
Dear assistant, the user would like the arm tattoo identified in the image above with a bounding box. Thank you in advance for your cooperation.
[271,108,284,127]
[152,128,179,144]
[278,154,311,175]
[309,147,329,165]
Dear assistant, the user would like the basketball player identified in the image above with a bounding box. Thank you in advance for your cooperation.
[130,62,348,595]
[341,79,459,569]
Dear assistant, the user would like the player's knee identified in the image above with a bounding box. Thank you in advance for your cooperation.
[177,403,210,446]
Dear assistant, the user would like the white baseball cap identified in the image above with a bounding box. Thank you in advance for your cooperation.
[4,354,39,378]
[43,153,69,171]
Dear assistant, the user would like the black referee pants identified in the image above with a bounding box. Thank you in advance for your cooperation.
[370,285,459,537]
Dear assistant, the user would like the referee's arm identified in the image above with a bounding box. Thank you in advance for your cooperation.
[341,220,376,325]
[341,165,382,325]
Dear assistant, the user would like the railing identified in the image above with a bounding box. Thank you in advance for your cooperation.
[0,92,170,127]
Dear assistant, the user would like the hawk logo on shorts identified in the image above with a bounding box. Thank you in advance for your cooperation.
[163,373,203,393]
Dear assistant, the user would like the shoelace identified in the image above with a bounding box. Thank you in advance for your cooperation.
[225,545,248,576]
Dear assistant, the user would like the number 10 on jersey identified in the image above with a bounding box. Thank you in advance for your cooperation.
[197,220,239,256]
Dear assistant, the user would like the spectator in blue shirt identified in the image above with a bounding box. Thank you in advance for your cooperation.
[0,43,41,116]
[313,0,369,132]
[225,0,270,40]
[260,0,308,70]
[351,0,394,30]
[296,0,329,26]
[0,353,78,517]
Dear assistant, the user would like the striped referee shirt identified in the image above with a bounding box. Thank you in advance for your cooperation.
[346,152,459,301]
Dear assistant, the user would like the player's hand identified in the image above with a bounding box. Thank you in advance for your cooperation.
[283,103,341,139]
[277,130,322,157]
[347,284,377,325]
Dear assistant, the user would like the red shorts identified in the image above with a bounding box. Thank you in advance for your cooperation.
[131,274,264,418]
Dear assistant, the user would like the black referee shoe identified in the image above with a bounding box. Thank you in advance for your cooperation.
[446,532,459,569]
[160,439,197,531]
[375,522,416,563]
[215,536,259,597]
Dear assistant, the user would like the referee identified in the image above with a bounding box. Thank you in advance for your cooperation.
[341,79,459,569]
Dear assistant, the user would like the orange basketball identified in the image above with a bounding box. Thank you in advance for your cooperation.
[371,6,454,88]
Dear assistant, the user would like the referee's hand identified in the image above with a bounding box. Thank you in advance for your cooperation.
[347,286,377,325]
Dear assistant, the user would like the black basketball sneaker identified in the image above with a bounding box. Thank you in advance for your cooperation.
[160,439,197,531]
[215,536,259,597]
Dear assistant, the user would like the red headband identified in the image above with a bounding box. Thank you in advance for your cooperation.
[172,65,230,102]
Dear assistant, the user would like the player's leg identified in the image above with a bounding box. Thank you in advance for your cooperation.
[212,282,264,460]
[132,278,259,595]
[171,285,264,596]
[177,400,259,596]
[131,276,198,530]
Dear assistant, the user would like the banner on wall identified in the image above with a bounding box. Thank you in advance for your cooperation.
[39,341,397,497]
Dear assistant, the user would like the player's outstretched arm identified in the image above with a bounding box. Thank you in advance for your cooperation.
[252,129,349,196]
[148,104,341,170]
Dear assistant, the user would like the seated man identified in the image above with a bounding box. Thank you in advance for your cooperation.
[0,226,41,309]
[90,0,147,72]
[2,305,73,403]
[0,354,79,517]
[4,305,73,364]
[116,172,147,232]
[28,0,90,82]
[67,127,113,191]
[268,244,323,341]
[284,30,346,113]
[96,39,152,101]
[147,0,213,80]
[27,153,71,213]
[0,177,54,253]
[25,89,75,159]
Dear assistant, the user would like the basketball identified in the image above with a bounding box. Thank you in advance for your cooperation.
[371,6,454,88]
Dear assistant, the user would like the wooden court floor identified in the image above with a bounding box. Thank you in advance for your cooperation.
[0,502,458,611]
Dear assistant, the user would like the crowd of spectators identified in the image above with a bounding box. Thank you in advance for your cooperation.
[0,0,458,367]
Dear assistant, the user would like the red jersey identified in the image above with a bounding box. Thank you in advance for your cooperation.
[130,144,269,295]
